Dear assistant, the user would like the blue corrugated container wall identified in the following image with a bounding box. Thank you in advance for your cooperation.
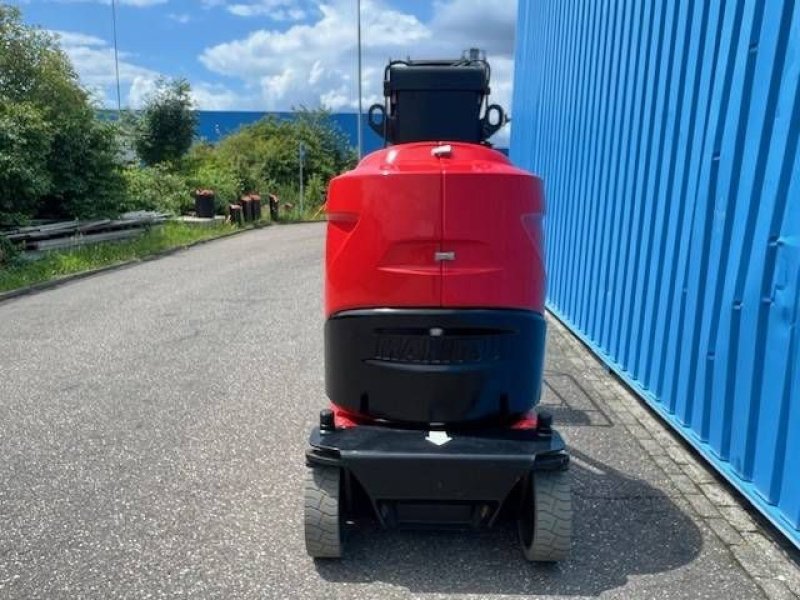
[511,0,800,548]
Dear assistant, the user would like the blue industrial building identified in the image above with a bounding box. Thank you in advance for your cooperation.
[511,0,799,548]
[194,111,508,155]
[195,111,384,154]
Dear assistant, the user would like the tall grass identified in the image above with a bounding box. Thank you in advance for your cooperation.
[0,221,239,293]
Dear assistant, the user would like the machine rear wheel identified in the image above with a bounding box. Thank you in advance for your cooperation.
[304,466,343,558]
[518,469,572,562]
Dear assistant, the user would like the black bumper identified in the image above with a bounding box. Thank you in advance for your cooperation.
[307,424,567,527]
[325,309,547,425]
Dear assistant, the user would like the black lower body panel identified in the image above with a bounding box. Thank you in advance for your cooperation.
[325,309,546,425]
[307,424,568,528]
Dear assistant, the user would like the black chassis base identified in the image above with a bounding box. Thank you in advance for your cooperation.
[306,421,569,529]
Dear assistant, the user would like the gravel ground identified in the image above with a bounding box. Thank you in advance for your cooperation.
[0,222,797,599]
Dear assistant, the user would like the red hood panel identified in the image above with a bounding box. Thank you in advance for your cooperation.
[325,142,545,316]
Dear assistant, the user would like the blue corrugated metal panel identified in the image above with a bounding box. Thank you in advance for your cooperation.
[511,0,800,548]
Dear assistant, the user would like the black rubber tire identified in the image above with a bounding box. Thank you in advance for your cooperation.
[518,469,572,562]
[304,466,343,558]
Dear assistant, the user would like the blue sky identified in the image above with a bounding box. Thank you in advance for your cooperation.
[14,0,518,138]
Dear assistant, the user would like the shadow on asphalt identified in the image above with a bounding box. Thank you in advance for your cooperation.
[541,371,615,427]
[315,398,704,596]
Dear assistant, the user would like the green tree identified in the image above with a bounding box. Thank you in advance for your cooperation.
[0,6,86,114]
[135,78,198,166]
[0,5,125,222]
[45,115,126,219]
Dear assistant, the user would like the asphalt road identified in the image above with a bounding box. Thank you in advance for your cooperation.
[0,223,770,598]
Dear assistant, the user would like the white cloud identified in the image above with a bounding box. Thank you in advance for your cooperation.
[168,13,192,23]
[127,76,245,111]
[50,0,519,144]
[190,82,244,110]
[55,0,167,6]
[309,60,327,87]
[127,75,160,107]
[51,28,243,111]
[49,30,107,47]
[202,0,308,19]
[197,0,517,142]
[118,0,167,5]
[49,29,159,106]
[199,0,431,111]
[431,0,517,56]
[228,5,306,20]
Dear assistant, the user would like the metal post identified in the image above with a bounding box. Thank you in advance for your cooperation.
[299,142,305,215]
[356,0,363,160]
[111,0,122,113]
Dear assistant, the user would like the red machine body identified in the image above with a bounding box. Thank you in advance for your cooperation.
[323,142,548,427]
[325,142,546,316]
[305,57,571,563]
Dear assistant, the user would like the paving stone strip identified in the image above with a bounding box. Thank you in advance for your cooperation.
[546,315,800,600]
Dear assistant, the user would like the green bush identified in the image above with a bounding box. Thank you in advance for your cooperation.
[0,100,52,226]
[182,142,217,175]
[305,173,327,209]
[122,165,190,215]
[212,108,356,200]
[186,162,243,213]
[0,235,22,267]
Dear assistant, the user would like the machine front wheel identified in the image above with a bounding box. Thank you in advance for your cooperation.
[304,465,343,558]
[518,469,572,562]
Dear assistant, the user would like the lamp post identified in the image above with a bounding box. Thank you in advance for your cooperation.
[356,0,363,160]
[111,0,122,113]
